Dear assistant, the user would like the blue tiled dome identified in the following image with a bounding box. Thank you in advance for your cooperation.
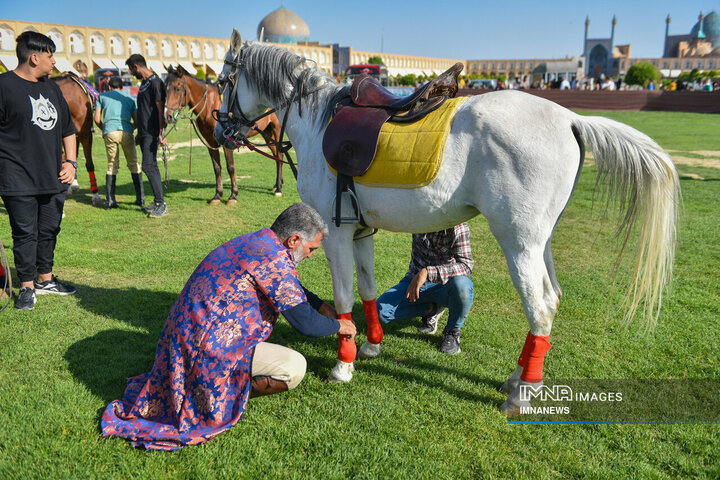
[690,11,720,47]
[257,6,310,44]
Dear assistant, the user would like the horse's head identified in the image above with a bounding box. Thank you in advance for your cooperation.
[164,65,188,124]
[213,29,266,148]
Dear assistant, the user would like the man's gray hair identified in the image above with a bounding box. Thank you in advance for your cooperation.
[271,203,328,243]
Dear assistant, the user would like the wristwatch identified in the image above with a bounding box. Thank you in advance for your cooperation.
[64,160,78,169]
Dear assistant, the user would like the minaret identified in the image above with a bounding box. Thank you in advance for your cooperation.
[584,16,590,76]
[664,14,671,57]
[608,15,616,76]
[696,11,706,38]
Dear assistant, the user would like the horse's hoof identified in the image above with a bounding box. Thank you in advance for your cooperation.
[70,179,80,192]
[209,199,221,206]
[328,360,354,383]
[274,191,282,197]
[357,341,381,359]
[226,198,238,206]
[499,398,523,417]
[91,193,104,207]
[500,377,520,395]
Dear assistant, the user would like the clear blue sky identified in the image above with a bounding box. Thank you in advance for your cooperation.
[3,0,718,59]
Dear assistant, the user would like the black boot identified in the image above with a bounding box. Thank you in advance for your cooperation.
[131,172,145,207]
[105,174,119,209]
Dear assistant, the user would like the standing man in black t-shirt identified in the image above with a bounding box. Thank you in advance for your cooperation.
[0,32,79,310]
[125,54,168,218]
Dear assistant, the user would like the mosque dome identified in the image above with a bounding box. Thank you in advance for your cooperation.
[690,11,720,47]
[257,6,310,44]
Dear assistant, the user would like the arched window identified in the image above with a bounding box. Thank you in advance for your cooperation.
[109,34,124,56]
[46,28,64,52]
[216,43,225,59]
[204,42,214,59]
[162,39,173,57]
[0,24,15,51]
[69,30,85,54]
[127,35,141,55]
[90,32,106,54]
[176,39,188,58]
[191,41,201,59]
[145,37,158,57]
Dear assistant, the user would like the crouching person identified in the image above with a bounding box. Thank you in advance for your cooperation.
[102,203,355,450]
[377,223,474,355]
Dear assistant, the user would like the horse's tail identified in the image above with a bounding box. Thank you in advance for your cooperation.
[572,115,680,330]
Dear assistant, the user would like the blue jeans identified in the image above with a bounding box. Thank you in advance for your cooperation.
[377,275,474,332]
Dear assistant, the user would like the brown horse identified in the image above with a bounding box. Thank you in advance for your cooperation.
[164,65,285,204]
[52,72,103,206]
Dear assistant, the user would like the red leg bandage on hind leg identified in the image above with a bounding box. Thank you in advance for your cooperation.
[519,332,551,383]
[88,171,98,193]
[517,331,534,368]
[0,263,5,277]
[362,299,384,344]
[337,312,356,363]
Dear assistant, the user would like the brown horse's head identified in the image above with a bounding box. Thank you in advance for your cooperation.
[164,64,189,123]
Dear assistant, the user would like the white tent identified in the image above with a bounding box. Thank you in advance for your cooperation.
[53,57,79,75]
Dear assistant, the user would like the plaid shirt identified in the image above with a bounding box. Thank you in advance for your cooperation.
[406,223,474,284]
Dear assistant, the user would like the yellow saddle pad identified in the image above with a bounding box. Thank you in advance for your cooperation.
[340,96,467,188]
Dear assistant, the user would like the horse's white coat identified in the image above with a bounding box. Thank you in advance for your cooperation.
[215,36,679,409]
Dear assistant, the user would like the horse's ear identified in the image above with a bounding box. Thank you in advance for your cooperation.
[231,29,243,54]
[177,65,185,77]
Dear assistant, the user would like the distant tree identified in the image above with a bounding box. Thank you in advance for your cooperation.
[195,67,206,80]
[397,73,417,86]
[367,56,384,65]
[704,69,720,80]
[0,64,6,74]
[624,62,660,87]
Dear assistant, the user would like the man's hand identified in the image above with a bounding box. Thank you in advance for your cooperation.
[337,319,356,336]
[58,162,76,184]
[159,135,167,146]
[406,268,428,302]
[318,302,337,319]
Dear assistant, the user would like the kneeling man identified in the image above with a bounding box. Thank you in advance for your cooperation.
[377,223,474,354]
[102,203,355,450]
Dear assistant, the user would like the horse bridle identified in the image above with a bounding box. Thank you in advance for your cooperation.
[165,76,210,123]
[212,47,320,179]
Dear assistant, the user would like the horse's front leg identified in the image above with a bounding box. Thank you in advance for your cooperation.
[223,148,238,205]
[208,148,223,205]
[322,225,357,383]
[273,156,283,197]
[353,233,384,359]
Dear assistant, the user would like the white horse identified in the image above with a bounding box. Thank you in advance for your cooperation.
[214,31,679,414]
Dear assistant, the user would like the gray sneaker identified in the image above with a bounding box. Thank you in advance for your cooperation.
[440,328,461,355]
[418,307,445,335]
[149,202,169,218]
[34,275,77,295]
[15,287,36,310]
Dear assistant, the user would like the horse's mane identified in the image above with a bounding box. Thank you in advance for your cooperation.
[241,42,349,125]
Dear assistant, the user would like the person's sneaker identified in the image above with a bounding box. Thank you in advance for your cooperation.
[418,307,445,335]
[149,202,169,218]
[15,287,36,310]
[440,328,461,355]
[141,201,158,213]
[34,275,77,295]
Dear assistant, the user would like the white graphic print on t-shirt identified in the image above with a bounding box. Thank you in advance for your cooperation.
[29,94,58,130]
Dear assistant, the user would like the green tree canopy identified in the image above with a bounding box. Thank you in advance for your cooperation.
[396,73,416,86]
[624,62,661,87]
[367,56,384,65]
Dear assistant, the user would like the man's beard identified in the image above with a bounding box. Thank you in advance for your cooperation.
[292,243,306,264]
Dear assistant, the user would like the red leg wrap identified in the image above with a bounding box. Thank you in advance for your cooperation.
[0,263,5,277]
[520,333,551,383]
[362,299,384,344]
[88,171,98,193]
[337,312,356,363]
[517,331,534,367]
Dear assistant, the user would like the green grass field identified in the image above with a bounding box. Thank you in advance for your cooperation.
[0,111,718,479]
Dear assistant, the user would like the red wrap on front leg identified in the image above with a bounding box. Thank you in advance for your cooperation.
[88,171,98,193]
[362,299,384,344]
[517,331,534,367]
[337,312,356,363]
[0,263,5,277]
[520,332,551,383]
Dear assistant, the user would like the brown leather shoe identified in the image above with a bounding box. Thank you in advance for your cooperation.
[250,375,289,398]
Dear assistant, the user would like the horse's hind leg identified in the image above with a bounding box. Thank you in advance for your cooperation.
[352,233,384,359]
[223,148,238,205]
[488,221,560,416]
[208,148,223,205]
[80,133,102,206]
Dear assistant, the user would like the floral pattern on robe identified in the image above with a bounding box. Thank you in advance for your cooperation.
[101,228,306,450]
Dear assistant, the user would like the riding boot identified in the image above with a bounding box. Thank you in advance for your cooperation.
[105,174,119,209]
[131,172,145,207]
[249,376,289,398]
